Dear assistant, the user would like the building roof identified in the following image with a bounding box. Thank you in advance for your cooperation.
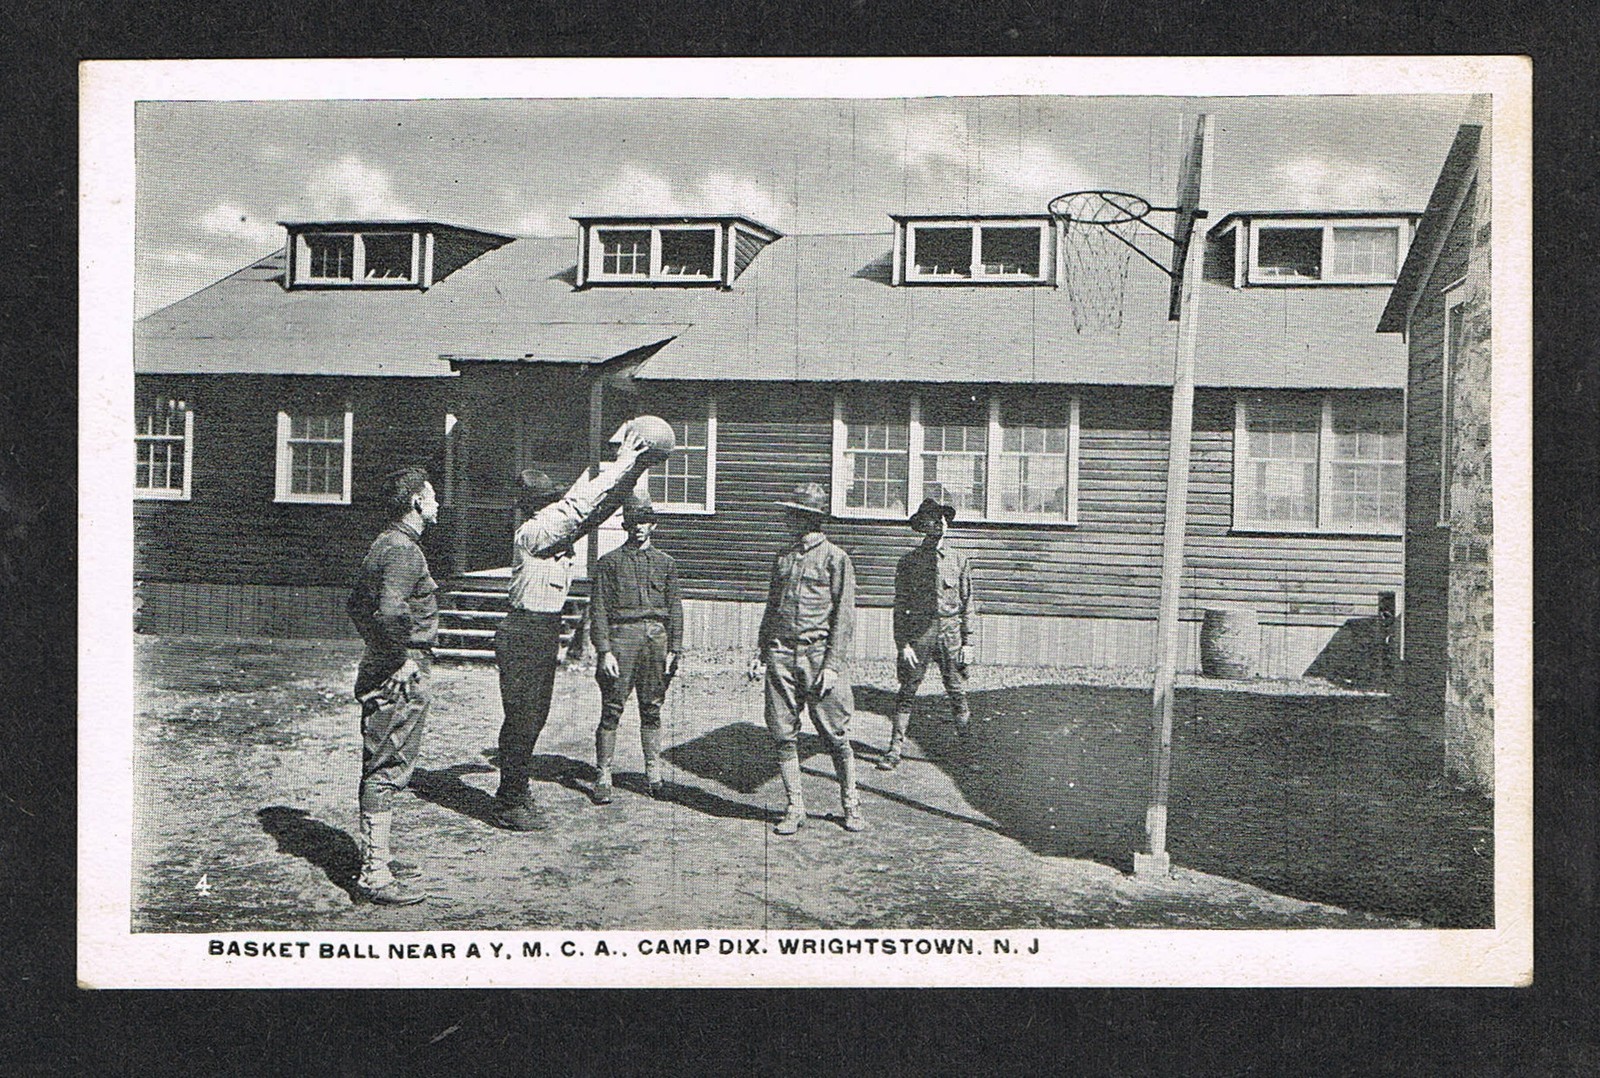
[140,226,1409,389]
[1378,124,1484,333]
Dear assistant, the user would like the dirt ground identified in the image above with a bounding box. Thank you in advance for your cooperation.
[129,635,1493,932]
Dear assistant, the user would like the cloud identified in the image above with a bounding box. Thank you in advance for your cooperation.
[882,106,1085,212]
[281,154,418,220]
[197,203,282,248]
[561,164,795,232]
[1277,155,1401,207]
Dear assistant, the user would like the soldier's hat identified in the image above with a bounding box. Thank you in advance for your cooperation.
[517,469,564,513]
[776,482,830,517]
[621,494,658,526]
[909,497,957,529]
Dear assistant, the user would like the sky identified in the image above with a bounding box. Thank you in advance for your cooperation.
[134,94,1472,317]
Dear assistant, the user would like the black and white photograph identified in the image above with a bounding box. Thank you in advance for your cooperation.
[79,57,1531,988]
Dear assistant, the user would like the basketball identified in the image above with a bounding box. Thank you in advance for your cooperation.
[628,415,677,461]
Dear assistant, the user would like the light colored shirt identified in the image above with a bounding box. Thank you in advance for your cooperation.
[756,531,856,671]
[507,462,637,613]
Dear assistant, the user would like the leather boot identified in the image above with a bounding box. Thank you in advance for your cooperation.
[358,810,425,905]
[641,725,665,798]
[594,727,617,804]
[836,748,866,832]
[877,711,911,770]
[774,744,806,834]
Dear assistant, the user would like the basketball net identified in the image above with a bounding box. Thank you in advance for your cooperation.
[1050,191,1154,334]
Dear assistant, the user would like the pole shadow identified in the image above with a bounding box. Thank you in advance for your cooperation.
[612,773,773,821]
[256,806,361,900]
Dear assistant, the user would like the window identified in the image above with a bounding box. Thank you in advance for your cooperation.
[135,400,193,500]
[1441,287,1467,525]
[832,391,1078,524]
[646,399,717,513]
[903,219,1051,283]
[294,231,419,285]
[588,224,721,283]
[1234,393,1402,534]
[275,410,353,504]
[1247,219,1407,284]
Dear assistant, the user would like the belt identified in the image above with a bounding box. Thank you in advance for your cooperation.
[613,614,666,625]
[775,630,830,646]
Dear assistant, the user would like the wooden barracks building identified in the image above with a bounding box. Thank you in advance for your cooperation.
[136,201,1420,679]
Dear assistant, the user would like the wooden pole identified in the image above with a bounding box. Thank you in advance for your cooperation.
[1135,114,1213,878]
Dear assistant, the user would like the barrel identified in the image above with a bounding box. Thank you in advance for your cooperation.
[1199,606,1259,679]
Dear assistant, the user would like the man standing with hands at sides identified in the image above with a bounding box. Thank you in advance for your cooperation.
[492,425,657,832]
[588,495,683,804]
[881,498,976,772]
[347,466,440,906]
[748,483,864,835]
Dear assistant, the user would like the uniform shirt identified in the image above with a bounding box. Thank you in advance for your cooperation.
[893,539,975,647]
[756,531,856,671]
[589,543,684,654]
[348,522,438,661]
[507,462,636,613]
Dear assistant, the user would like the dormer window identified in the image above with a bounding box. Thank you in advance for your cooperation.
[282,221,513,291]
[894,217,1054,285]
[1209,213,1416,287]
[575,216,781,288]
[294,230,419,285]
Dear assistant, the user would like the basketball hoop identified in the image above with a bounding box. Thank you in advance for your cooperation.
[1048,190,1161,332]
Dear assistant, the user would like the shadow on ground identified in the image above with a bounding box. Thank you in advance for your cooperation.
[848,683,1493,927]
[256,806,360,900]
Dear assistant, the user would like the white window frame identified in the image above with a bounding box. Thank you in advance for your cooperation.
[134,403,194,501]
[294,231,421,286]
[275,409,354,505]
[831,392,1079,525]
[1440,280,1467,527]
[1233,393,1403,536]
[1246,218,1409,285]
[647,396,718,515]
[586,223,723,284]
[902,219,1053,284]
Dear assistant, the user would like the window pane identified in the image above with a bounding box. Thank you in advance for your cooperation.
[1330,227,1398,278]
[913,227,973,277]
[305,234,354,279]
[599,229,650,275]
[979,226,1041,276]
[1240,396,1319,526]
[995,398,1070,520]
[362,232,413,280]
[659,229,716,276]
[1327,395,1403,530]
[1256,227,1322,279]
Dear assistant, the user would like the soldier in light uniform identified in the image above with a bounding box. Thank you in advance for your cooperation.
[491,426,654,832]
[881,498,976,771]
[749,483,864,835]
[588,496,683,804]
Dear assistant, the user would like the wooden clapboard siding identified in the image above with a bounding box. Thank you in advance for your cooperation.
[635,381,1402,629]
[1401,175,1477,719]
[137,582,356,638]
[134,373,453,589]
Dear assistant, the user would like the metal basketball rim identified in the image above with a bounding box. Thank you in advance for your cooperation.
[1048,188,1199,331]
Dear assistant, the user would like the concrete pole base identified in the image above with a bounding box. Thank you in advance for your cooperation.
[1133,851,1172,878]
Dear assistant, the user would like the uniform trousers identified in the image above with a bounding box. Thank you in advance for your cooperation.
[597,619,668,732]
[494,609,565,798]
[893,618,970,722]
[764,639,854,747]
[355,652,432,813]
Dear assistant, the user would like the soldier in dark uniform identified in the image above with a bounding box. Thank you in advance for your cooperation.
[881,498,976,771]
[588,496,683,804]
[346,466,440,906]
[749,483,864,835]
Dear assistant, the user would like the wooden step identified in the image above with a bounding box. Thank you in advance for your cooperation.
[439,608,508,620]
